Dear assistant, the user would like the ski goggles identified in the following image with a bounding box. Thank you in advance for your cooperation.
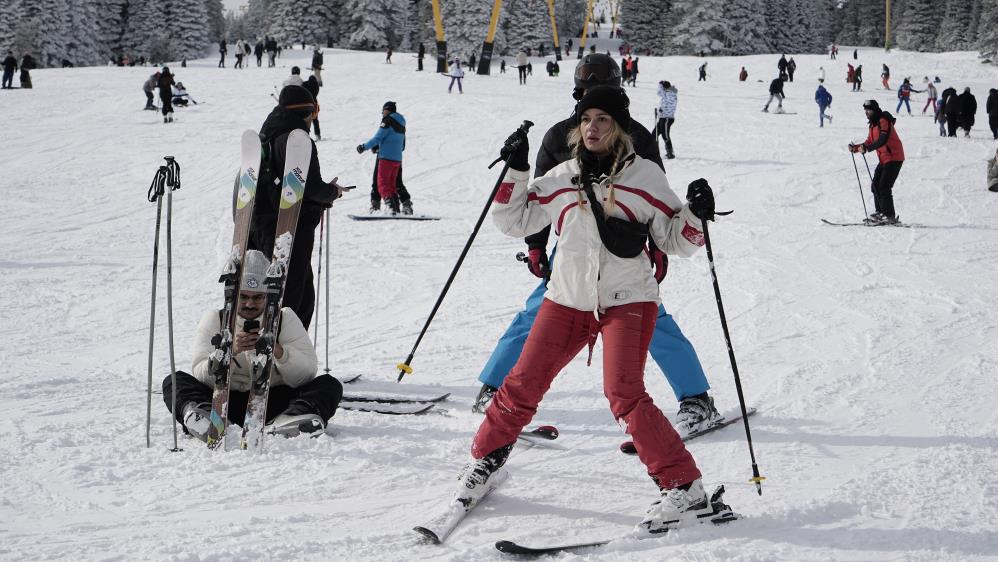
[575,62,620,84]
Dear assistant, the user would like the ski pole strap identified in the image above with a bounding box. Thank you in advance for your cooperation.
[147,166,168,202]
[164,156,181,191]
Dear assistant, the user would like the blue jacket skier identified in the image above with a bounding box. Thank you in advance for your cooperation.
[815,80,833,127]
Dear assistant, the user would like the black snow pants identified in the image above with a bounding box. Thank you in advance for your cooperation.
[871,160,903,219]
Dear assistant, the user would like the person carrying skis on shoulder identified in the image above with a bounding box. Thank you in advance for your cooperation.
[896,78,920,115]
[162,250,343,442]
[455,85,729,534]
[656,80,678,158]
[815,79,833,127]
[248,85,353,328]
[357,101,414,215]
[762,75,785,113]
[848,99,904,225]
[471,54,724,440]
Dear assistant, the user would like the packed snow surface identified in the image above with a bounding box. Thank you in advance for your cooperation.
[2,45,998,561]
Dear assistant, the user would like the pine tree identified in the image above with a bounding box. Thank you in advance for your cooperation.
[835,0,862,46]
[977,0,998,57]
[857,1,885,47]
[167,0,211,61]
[344,0,409,51]
[935,0,980,51]
[669,0,728,55]
[0,0,24,55]
[97,0,130,61]
[894,0,940,51]
[206,0,226,41]
[438,0,492,60]
[65,0,102,65]
[121,0,166,60]
[16,0,70,67]
[621,0,670,55]
[723,0,769,55]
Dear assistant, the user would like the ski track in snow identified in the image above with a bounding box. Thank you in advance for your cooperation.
[2,42,998,561]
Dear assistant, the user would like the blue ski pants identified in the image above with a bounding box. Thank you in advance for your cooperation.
[477,275,711,402]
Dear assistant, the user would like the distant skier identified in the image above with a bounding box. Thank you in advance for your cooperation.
[958,87,977,137]
[656,80,678,158]
[357,101,413,215]
[447,59,465,93]
[386,46,393,64]
[830,44,838,59]
[941,86,960,137]
[2,50,16,89]
[881,64,890,90]
[303,75,321,140]
[417,42,425,71]
[468,52,477,70]
[896,78,921,115]
[161,249,343,442]
[853,65,863,91]
[250,85,352,327]
[516,50,528,84]
[283,66,304,88]
[628,56,639,86]
[698,61,707,81]
[500,59,506,73]
[142,71,160,109]
[777,54,788,80]
[848,99,904,225]
[311,47,323,86]
[787,57,796,82]
[739,67,747,81]
[762,76,785,113]
[218,40,227,68]
[157,67,175,122]
[987,88,998,139]
[847,63,855,85]
[922,77,938,114]
[818,66,825,82]
[815,79,833,127]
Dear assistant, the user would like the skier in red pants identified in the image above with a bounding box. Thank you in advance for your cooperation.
[452,86,728,533]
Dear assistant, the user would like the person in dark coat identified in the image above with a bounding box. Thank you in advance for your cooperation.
[2,51,17,88]
[986,88,998,140]
[787,57,796,82]
[19,54,35,88]
[417,42,425,71]
[763,76,785,112]
[942,86,962,137]
[254,40,264,67]
[303,75,321,140]
[777,54,788,79]
[958,87,977,137]
[248,85,353,329]
[157,67,175,122]
[218,40,227,68]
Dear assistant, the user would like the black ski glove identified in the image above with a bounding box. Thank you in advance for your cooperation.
[500,130,530,172]
[356,144,365,154]
[686,178,715,221]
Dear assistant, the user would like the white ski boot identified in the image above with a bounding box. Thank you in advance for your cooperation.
[637,479,713,533]
[676,393,724,435]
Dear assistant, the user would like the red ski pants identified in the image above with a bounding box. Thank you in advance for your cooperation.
[472,299,701,489]
[375,158,401,200]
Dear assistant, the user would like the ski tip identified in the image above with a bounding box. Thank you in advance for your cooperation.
[619,441,637,455]
[413,526,441,545]
[534,425,559,440]
[494,540,521,553]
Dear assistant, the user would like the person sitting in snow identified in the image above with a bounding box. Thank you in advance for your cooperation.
[162,250,343,442]
[171,82,195,106]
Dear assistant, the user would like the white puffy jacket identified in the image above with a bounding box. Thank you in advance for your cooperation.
[493,155,705,313]
[191,308,317,392]
[657,84,678,118]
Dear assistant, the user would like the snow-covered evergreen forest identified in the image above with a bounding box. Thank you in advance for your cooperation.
[4,0,998,68]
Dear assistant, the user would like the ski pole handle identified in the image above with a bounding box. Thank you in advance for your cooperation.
[489,120,535,169]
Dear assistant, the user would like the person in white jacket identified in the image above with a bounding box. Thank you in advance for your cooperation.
[655,80,678,158]
[452,86,725,534]
[162,250,342,441]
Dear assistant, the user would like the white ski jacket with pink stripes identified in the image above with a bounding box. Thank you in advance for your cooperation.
[492,154,705,313]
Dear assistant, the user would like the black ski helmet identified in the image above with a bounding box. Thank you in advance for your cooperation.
[574,53,621,92]
[862,99,880,111]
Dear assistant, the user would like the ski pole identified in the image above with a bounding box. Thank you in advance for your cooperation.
[145,165,168,449]
[163,156,182,452]
[324,206,331,375]
[861,152,874,181]
[850,151,870,219]
[700,215,766,496]
[397,120,534,382]
[313,210,325,350]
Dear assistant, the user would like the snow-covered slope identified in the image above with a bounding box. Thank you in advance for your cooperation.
[2,46,997,561]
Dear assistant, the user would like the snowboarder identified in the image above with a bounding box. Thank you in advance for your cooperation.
[958,87,977,137]
[249,85,352,328]
[881,64,890,90]
[516,50,528,85]
[815,79,833,127]
[472,54,724,440]
[311,47,323,86]
[986,88,998,140]
[656,80,678,158]
[922,77,938,114]
[303,75,321,140]
[2,50,16,89]
[161,250,343,442]
[417,43,425,71]
[988,146,998,192]
[283,66,304,88]
[787,57,797,82]
[447,59,464,94]
[356,101,413,215]
[698,61,707,81]
[739,67,748,81]
[457,85,722,535]
[848,99,904,225]
[157,67,175,122]
[218,40,227,68]
[142,71,160,109]
[896,78,921,115]
[762,76,785,113]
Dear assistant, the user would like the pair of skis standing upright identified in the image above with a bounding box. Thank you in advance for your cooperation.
[205,129,312,451]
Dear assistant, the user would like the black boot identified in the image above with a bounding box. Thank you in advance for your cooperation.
[386,196,400,215]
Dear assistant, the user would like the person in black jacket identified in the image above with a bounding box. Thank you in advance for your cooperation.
[762,76,785,112]
[958,87,977,137]
[19,53,35,88]
[311,48,323,86]
[942,86,962,137]
[157,67,175,122]
[248,85,353,329]
[986,89,998,140]
[254,40,264,67]
[2,50,17,89]
[303,75,321,140]
[417,42,425,71]
[218,40,227,68]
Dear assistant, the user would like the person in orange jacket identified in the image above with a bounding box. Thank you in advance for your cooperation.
[849,100,904,225]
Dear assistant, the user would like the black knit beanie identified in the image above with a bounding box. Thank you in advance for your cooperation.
[574,85,630,128]
[279,85,316,114]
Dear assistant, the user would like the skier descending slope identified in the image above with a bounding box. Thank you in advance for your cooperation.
[848,100,905,225]
[472,54,723,440]
[248,85,353,329]
[451,86,732,536]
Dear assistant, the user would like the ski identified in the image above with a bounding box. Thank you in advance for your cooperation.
[240,129,312,451]
[341,392,450,405]
[821,218,913,228]
[619,407,757,455]
[414,469,510,544]
[494,486,738,556]
[347,214,441,221]
[338,374,362,384]
[339,400,436,415]
[205,130,261,450]
[517,425,559,445]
